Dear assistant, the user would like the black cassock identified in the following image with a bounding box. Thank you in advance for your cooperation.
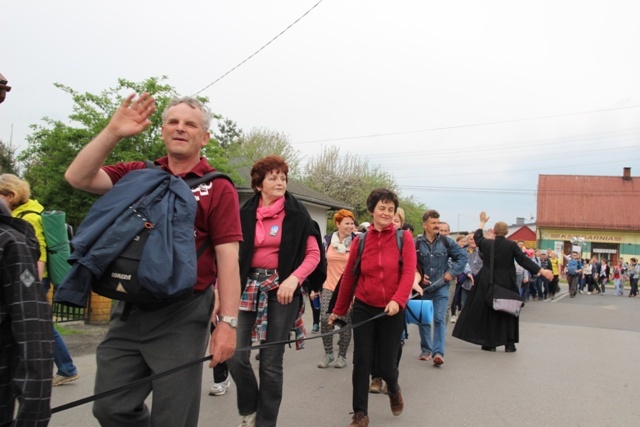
[453,229,541,347]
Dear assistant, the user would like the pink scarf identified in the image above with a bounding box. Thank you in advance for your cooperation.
[255,196,285,245]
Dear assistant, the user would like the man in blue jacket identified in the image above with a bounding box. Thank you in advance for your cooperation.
[414,209,468,366]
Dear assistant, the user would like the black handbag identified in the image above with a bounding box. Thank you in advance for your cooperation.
[489,240,523,317]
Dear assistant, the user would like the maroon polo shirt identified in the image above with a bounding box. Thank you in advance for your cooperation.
[102,156,242,291]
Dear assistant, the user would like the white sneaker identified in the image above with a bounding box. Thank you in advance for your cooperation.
[317,353,335,368]
[450,315,457,323]
[209,376,230,396]
[239,412,256,427]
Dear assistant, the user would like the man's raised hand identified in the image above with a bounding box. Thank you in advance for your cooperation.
[106,93,157,139]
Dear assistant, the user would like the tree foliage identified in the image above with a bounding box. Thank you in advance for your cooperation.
[301,146,397,224]
[212,115,243,150]
[18,76,240,227]
[228,127,302,177]
[0,139,20,174]
[398,194,428,236]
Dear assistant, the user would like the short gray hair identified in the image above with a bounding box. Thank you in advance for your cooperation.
[162,96,212,131]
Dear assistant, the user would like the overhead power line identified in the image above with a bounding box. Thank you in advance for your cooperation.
[294,105,640,144]
[192,0,325,95]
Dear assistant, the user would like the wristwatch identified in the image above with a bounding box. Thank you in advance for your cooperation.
[219,315,238,328]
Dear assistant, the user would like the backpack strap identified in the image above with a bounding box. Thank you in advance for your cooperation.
[184,171,232,188]
[16,209,44,219]
[144,160,233,188]
[351,232,367,278]
[439,234,450,250]
[396,229,404,269]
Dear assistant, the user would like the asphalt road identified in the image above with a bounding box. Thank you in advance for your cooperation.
[49,285,640,426]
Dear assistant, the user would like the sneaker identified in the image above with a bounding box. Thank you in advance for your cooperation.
[52,373,79,387]
[418,352,432,361]
[450,315,457,323]
[312,323,320,334]
[334,355,347,369]
[238,412,256,427]
[388,386,404,416]
[209,376,230,396]
[369,377,383,394]
[433,354,444,366]
[579,290,584,294]
[317,353,335,368]
[349,411,369,427]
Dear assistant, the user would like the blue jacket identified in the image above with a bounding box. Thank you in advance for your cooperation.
[415,233,468,290]
[55,169,197,307]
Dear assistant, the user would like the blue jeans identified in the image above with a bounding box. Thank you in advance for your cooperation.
[228,289,301,427]
[460,288,469,310]
[44,279,77,377]
[531,276,543,298]
[53,327,77,377]
[418,284,449,357]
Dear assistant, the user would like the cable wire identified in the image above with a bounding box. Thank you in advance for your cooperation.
[294,105,640,144]
[192,0,325,95]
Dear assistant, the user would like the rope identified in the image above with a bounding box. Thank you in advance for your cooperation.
[52,292,424,414]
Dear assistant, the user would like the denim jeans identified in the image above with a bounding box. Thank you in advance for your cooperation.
[614,278,623,296]
[531,276,543,298]
[228,289,301,427]
[540,277,550,299]
[44,279,77,377]
[460,288,469,310]
[418,283,449,357]
[53,328,78,377]
[515,272,523,291]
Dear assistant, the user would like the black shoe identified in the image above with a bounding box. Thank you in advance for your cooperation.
[481,346,496,352]
[505,343,517,353]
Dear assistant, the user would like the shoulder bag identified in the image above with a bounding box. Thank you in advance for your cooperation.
[490,240,523,317]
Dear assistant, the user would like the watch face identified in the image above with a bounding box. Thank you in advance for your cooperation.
[223,316,237,328]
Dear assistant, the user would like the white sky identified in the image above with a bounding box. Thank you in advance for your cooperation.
[2,0,639,232]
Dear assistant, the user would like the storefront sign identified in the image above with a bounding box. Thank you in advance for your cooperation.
[593,248,617,254]
[548,233,623,243]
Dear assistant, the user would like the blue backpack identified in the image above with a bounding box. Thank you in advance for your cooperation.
[58,168,232,310]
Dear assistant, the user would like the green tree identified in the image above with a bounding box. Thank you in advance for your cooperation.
[18,77,240,227]
[229,127,302,176]
[0,139,20,174]
[398,195,428,236]
[301,145,397,226]
[212,115,243,149]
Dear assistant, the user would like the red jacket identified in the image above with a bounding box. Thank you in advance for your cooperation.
[333,224,416,315]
